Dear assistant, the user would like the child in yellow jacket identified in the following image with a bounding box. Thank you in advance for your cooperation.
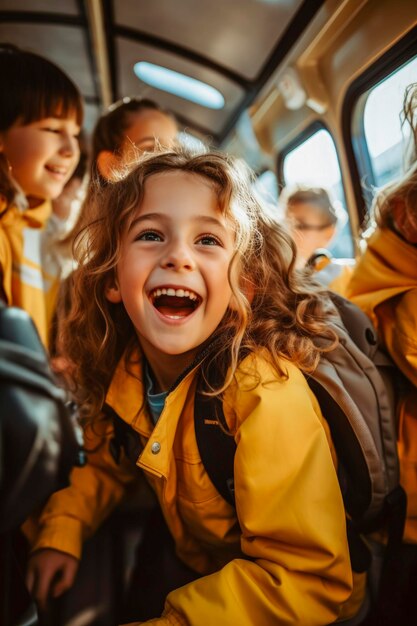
[347,161,417,544]
[0,43,83,345]
[27,149,354,625]
[347,159,417,624]
[282,185,354,295]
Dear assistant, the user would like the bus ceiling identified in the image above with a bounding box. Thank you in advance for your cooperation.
[0,0,326,145]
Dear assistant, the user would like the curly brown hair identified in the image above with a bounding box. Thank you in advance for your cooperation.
[366,83,417,236]
[373,161,417,233]
[60,149,338,421]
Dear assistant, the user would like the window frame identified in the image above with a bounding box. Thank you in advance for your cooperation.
[342,24,417,226]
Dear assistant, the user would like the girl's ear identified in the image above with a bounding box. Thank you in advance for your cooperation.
[105,276,122,303]
[97,150,120,181]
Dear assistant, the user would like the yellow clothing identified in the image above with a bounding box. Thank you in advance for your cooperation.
[0,195,58,345]
[329,264,354,296]
[32,348,353,625]
[347,227,417,542]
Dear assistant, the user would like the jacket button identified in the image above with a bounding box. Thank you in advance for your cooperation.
[151,441,161,454]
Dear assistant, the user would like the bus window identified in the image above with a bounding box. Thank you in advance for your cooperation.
[362,57,417,188]
[281,129,353,258]
[178,130,206,151]
[253,169,279,205]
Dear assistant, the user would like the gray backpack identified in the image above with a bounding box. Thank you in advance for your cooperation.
[194,293,407,575]
[108,292,406,610]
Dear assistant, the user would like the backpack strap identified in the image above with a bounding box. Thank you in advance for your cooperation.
[103,403,143,466]
[194,392,236,506]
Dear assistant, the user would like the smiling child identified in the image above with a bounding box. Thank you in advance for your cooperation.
[0,44,83,343]
[27,149,353,625]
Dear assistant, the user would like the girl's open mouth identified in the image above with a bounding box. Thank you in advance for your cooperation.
[149,287,201,319]
[45,164,68,178]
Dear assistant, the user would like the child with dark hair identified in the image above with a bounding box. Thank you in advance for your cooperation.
[0,43,83,344]
[91,96,178,183]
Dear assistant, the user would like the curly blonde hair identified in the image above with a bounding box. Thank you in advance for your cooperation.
[373,160,417,232]
[60,149,337,420]
[365,83,417,236]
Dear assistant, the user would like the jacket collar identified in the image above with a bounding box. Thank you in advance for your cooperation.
[0,196,52,229]
[105,339,220,478]
[348,227,417,312]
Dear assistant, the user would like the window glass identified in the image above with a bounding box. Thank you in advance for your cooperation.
[253,169,279,205]
[178,130,206,151]
[363,57,417,187]
[282,129,353,258]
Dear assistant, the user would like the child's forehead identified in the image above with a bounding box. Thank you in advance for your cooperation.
[287,200,321,215]
[40,112,79,123]
[125,108,177,135]
[144,170,220,197]
[129,108,172,123]
[129,170,229,221]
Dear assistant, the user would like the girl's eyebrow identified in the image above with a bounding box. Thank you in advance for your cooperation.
[134,136,156,145]
[129,213,227,232]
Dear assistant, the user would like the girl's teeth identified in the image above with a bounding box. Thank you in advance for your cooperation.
[152,288,199,301]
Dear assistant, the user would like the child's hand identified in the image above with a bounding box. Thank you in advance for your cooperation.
[26,548,79,611]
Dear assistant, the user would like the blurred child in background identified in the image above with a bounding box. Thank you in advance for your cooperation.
[282,185,354,294]
[0,43,83,345]
[346,83,417,625]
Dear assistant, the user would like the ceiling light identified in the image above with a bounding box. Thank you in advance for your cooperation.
[134,62,225,110]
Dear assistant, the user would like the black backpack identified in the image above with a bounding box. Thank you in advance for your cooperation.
[0,303,86,626]
[194,293,406,582]
[0,304,85,532]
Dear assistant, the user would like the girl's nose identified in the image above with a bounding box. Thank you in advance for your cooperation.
[161,243,195,271]
[59,133,79,158]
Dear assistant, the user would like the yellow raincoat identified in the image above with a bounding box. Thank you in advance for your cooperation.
[0,195,58,346]
[32,348,353,625]
[347,227,417,543]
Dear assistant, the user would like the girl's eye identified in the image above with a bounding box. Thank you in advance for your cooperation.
[197,234,221,246]
[136,230,163,242]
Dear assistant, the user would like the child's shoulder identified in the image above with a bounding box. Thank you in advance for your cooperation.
[233,348,309,393]
[223,348,326,440]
